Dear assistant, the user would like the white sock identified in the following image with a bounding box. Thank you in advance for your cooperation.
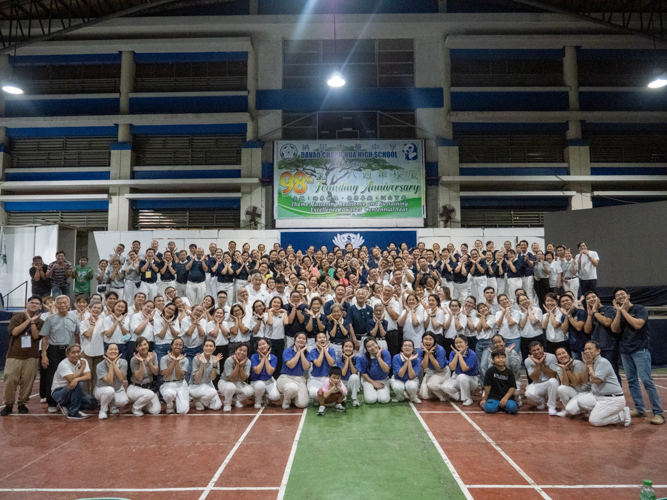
[318,405,325,412]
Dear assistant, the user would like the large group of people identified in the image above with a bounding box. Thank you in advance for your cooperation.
[2,238,662,426]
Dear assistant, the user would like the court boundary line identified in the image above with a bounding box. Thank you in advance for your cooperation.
[198,407,264,500]
[451,403,553,500]
[276,408,307,500]
[465,484,667,489]
[0,487,280,492]
[0,423,101,483]
[1,412,298,417]
[409,402,474,500]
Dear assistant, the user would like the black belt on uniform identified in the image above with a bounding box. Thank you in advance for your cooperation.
[603,394,624,398]
[131,383,153,389]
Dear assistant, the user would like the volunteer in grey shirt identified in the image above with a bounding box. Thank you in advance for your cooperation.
[218,343,254,412]
[189,339,223,411]
[524,341,559,415]
[93,343,129,419]
[127,336,161,416]
[40,295,80,412]
[159,337,190,415]
[554,347,591,417]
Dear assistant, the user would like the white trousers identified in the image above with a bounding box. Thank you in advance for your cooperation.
[391,378,419,402]
[307,376,327,401]
[470,276,488,303]
[487,277,498,294]
[452,282,470,301]
[186,282,207,306]
[144,282,158,301]
[563,278,579,299]
[251,378,281,403]
[506,278,523,304]
[497,276,507,296]
[343,374,360,401]
[276,374,309,408]
[157,281,176,299]
[175,282,188,299]
[420,370,450,400]
[362,378,391,404]
[190,383,222,410]
[218,380,254,407]
[206,275,217,298]
[160,380,190,414]
[126,385,161,415]
[525,378,559,409]
[124,281,146,308]
[568,393,627,427]
[522,275,537,303]
[216,282,235,305]
[442,373,479,402]
[557,385,579,409]
[94,386,129,411]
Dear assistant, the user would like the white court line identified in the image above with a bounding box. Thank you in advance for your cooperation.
[655,384,667,390]
[451,403,553,500]
[276,408,308,500]
[198,407,265,500]
[418,410,547,414]
[410,402,474,500]
[4,412,299,417]
[0,423,101,482]
[0,393,40,410]
[0,487,280,492]
[466,485,667,489]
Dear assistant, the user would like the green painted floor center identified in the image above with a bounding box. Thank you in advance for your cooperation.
[283,401,467,500]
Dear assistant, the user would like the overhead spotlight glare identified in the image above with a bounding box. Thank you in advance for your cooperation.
[648,76,667,89]
[2,84,23,94]
[327,71,345,88]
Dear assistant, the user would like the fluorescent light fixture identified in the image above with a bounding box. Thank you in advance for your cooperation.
[2,84,23,94]
[648,68,667,89]
[327,71,345,88]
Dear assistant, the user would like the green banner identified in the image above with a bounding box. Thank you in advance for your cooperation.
[274,140,425,221]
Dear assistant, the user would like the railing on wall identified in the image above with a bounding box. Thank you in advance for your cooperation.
[0,280,28,311]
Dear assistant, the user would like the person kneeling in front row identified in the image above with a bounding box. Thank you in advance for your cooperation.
[190,339,223,411]
[94,343,129,419]
[51,344,98,420]
[358,337,391,404]
[480,350,518,414]
[277,333,311,409]
[442,334,479,406]
[218,342,254,411]
[128,336,161,416]
[563,341,631,427]
[160,338,190,415]
[524,341,559,416]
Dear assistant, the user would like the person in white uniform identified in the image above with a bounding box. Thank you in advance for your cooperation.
[524,340,559,416]
[94,343,129,419]
[218,342,254,411]
[190,339,223,411]
[127,336,161,416]
[160,337,190,415]
[417,332,450,401]
[554,347,591,418]
[565,341,631,427]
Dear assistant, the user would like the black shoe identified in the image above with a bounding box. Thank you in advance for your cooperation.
[17,405,28,414]
[0,406,12,416]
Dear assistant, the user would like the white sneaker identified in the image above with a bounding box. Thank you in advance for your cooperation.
[40,398,47,404]
[282,402,291,410]
[556,410,567,418]
[195,401,205,411]
[254,402,262,409]
[390,398,399,403]
[548,408,558,416]
[48,406,58,413]
[352,399,361,407]
[517,397,523,407]
[110,407,119,415]
[462,399,473,406]
[223,405,232,412]
[536,403,546,410]
[412,397,422,404]
[166,402,175,414]
[235,400,244,409]
[98,410,108,420]
[132,409,144,417]
[624,407,632,426]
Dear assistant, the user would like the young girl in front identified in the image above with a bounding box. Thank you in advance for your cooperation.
[358,337,391,404]
[160,337,190,415]
[418,332,450,401]
[307,332,336,403]
[337,339,361,407]
[250,338,281,408]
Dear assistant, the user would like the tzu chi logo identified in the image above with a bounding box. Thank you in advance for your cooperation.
[333,233,365,249]
[402,143,418,161]
[279,143,299,160]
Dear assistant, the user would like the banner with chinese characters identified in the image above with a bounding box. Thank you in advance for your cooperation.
[274,140,425,226]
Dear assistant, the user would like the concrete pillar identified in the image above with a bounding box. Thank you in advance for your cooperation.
[241,142,265,230]
[438,140,461,228]
[108,186,132,231]
[438,0,447,13]
[565,142,593,210]
[563,46,581,140]
[247,44,258,141]
[441,45,453,140]
[0,55,10,225]
[249,0,259,15]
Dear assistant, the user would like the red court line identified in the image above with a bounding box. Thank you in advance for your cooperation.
[214,413,304,488]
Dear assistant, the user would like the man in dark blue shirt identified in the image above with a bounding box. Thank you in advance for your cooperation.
[173,250,190,298]
[583,291,620,382]
[611,287,664,425]
[347,289,374,350]
[559,294,587,360]
[185,247,208,306]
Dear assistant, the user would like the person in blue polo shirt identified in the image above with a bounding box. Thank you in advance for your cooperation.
[285,291,308,349]
[212,251,236,305]
[611,287,664,425]
[337,339,361,407]
[451,254,471,301]
[559,293,586,360]
[417,332,449,401]
[503,249,524,304]
[390,339,422,403]
[347,288,374,354]
[307,332,337,403]
[139,248,160,301]
[357,337,391,404]
[276,332,310,409]
[250,338,280,408]
[186,247,208,306]
[442,334,479,406]
[173,250,190,298]
[518,240,537,304]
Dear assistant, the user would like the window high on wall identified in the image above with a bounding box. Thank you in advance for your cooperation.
[283,39,414,89]
[282,111,416,140]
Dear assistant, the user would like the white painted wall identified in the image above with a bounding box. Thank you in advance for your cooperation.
[418,228,545,251]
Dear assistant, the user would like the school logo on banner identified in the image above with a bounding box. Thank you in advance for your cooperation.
[333,233,365,249]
